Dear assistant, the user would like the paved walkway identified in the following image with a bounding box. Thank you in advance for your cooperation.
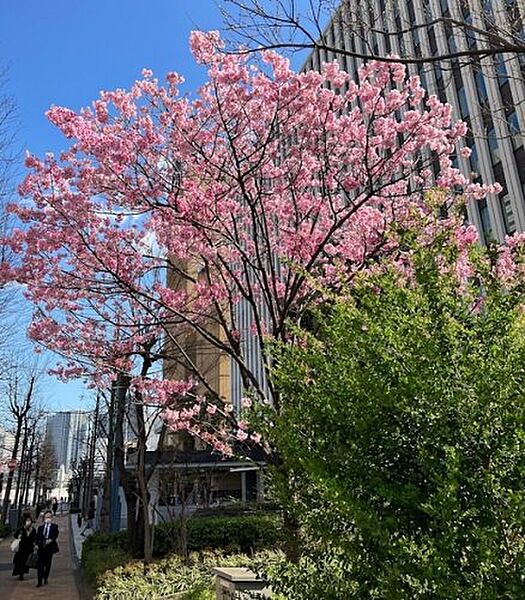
[0,515,80,600]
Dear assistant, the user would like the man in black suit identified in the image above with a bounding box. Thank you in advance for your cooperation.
[35,509,59,587]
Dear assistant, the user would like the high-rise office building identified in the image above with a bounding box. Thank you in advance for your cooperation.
[45,411,91,497]
[302,0,524,243]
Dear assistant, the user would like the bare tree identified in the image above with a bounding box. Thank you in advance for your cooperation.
[0,68,22,362]
[32,431,57,508]
[1,372,36,523]
[221,0,525,66]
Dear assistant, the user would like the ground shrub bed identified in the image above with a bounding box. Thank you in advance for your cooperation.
[94,550,283,600]
[82,512,283,590]
[82,530,132,586]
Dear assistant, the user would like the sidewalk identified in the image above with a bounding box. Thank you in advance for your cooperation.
[0,515,80,600]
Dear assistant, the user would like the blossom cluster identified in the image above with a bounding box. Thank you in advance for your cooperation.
[2,32,513,455]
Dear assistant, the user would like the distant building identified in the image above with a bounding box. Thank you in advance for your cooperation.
[45,411,91,498]
[0,426,15,499]
[0,426,15,464]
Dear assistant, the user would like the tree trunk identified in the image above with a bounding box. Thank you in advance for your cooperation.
[13,418,29,511]
[83,394,99,516]
[100,384,117,533]
[135,402,153,563]
[282,508,301,563]
[22,430,35,508]
[2,376,35,524]
[1,420,23,524]
[123,485,146,560]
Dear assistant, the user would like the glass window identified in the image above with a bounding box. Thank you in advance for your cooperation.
[508,111,521,151]
[478,198,493,243]
[474,67,488,104]
[420,71,427,91]
[465,14,476,48]
[515,146,525,186]
[494,54,509,87]
[428,28,437,54]
[407,0,416,22]
[457,87,469,119]
[500,194,516,235]
[470,143,479,174]
[447,33,458,54]
[412,28,420,49]
[487,128,500,165]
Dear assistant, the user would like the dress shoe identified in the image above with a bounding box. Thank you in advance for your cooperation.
[36,583,42,587]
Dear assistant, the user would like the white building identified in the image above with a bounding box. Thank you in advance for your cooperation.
[0,427,15,500]
[45,411,91,498]
[0,426,15,465]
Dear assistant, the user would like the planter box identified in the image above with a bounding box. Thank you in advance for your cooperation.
[213,567,271,599]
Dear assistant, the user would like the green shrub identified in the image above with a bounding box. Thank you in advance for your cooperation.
[154,514,282,556]
[0,523,11,538]
[192,502,280,518]
[82,513,282,590]
[82,531,130,586]
[82,545,130,587]
[95,550,282,600]
[269,237,525,598]
[83,530,128,553]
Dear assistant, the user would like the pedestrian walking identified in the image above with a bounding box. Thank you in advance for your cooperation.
[52,497,58,516]
[35,510,59,588]
[12,515,36,581]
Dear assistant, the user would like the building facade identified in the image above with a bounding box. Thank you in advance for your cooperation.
[302,0,524,243]
[45,411,91,498]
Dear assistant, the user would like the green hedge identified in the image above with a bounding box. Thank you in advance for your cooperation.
[192,501,280,518]
[82,530,130,586]
[82,513,282,586]
[154,514,282,556]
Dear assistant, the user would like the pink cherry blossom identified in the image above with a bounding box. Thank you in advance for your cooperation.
[1,32,509,456]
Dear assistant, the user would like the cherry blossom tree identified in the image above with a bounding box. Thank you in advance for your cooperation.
[4,32,502,557]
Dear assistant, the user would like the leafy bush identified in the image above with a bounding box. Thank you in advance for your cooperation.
[83,545,130,588]
[94,550,283,600]
[268,237,525,598]
[154,513,282,557]
[192,501,280,518]
[82,531,130,585]
[82,513,282,587]
[83,530,128,553]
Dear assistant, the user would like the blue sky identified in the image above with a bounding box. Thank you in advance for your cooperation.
[1,0,229,411]
[0,0,227,158]
[0,0,311,411]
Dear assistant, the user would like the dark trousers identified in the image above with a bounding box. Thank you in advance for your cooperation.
[37,550,53,584]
